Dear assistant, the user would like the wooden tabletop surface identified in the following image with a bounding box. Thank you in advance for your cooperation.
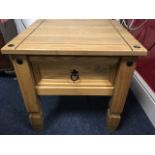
[1,19,147,56]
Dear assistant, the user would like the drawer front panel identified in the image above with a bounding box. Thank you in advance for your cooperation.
[29,56,119,95]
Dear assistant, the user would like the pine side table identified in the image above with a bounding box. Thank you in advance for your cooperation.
[1,20,147,131]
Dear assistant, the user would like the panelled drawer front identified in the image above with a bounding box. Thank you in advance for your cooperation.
[29,56,119,95]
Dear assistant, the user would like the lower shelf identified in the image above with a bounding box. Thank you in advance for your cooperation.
[36,85,114,96]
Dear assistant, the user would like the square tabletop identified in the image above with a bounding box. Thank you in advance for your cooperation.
[1,19,147,56]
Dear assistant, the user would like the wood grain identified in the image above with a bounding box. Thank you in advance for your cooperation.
[107,56,137,130]
[29,56,118,95]
[1,20,44,52]
[29,112,43,131]
[110,20,147,55]
[107,109,120,131]
[1,20,147,56]
[1,20,147,131]
[11,55,43,130]
[36,86,114,96]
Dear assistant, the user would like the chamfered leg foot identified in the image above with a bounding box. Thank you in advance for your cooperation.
[29,112,44,131]
[106,109,121,132]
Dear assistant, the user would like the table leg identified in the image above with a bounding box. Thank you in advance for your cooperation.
[107,57,137,131]
[11,55,43,131]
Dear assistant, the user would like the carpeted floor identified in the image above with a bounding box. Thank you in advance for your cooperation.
[0,76,154,135]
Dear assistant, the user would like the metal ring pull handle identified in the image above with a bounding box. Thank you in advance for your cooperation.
[70,69,79,81]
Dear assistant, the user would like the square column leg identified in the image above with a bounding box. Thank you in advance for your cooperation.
[107,57,137,131]
[11,55,43,131]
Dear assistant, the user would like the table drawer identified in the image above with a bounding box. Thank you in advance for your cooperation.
[29,56,119,95]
